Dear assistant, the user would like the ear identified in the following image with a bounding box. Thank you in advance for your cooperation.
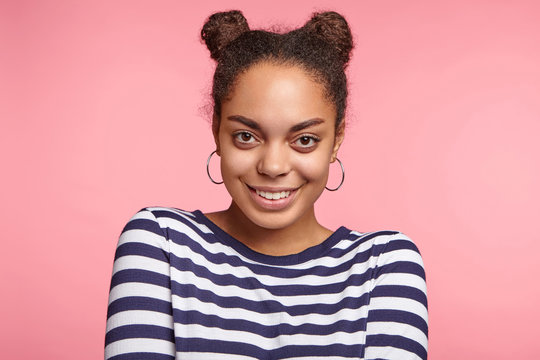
[330,121,345,162]
[212,114,221,156]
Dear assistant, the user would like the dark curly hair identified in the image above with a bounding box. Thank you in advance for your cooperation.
[201,10,354,135]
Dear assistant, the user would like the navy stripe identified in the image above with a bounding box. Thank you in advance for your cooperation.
[384,238,422,253]
[171,255,384,296]
[107,353,175,360]
[367,309,428,337]
[366,333,427,359]
[107,296,172,318]
[176,338,263,357]
[371,284,428,306]
[110,269,170,290]
[270,343,363,358]
[375,261,426,280]
[121,217,165,238]
[169,252,380,296]
[175,338,364,358]
[114,241,169,263]
[106,324,174,344]
[171,282,371,316]
[173,309,367,336]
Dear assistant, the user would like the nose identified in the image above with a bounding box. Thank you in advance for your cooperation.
[257,142,291,178]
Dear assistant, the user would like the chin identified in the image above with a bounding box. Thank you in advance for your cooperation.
[246,209,303,230]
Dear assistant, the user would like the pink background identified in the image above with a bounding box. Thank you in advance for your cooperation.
[2,0,539,358]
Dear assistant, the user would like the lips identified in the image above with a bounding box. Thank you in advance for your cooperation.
[255,188,291,200]
[247,184,300,211]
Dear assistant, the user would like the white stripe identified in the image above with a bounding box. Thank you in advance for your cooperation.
[372,272,427,294]
[108,282,171,304]
[158,212,214,234]
[370,297,428,324]
[171,294,369,326]
[377,248,424,267]
[147,206,195,219]
[170,267,371,306]
[106,310,173,331]
[167,232,391,273]
[112,255,169,276]
[177,352,257,360]
[367,321,428,350]
[282,357,354,360]
[117,227,168,249]
[364,345,424,360]
[105,338,175,359]
[170,241,381,285]
[130,209,159,221]
[174,324,367,349]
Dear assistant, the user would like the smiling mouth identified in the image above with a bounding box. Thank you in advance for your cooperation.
[255,189,291,200]
[247,184,300,200]
[246,184,300,211]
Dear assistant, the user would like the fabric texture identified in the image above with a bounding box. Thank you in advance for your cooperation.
[105,207,428,359]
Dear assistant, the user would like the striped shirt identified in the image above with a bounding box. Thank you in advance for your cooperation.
[105,207,428,359]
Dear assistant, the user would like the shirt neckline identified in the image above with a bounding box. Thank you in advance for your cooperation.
[192,209,351,266]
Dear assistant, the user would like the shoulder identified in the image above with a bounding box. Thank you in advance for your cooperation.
[117,207,197,250]
[358,230,428,318]
[342,229,426,285]
[120,206,215,245]
[347,230,424,263]
[122,206,200,232]
[371,231,424,272]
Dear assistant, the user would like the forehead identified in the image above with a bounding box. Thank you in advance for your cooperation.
[221,62,336,128]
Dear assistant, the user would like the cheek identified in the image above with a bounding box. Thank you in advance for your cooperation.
[220,147,256,180]
[294,153,331,183]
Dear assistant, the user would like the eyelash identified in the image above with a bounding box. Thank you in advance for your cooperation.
[232,131,320,151]
[233,131,258,144]
[292,135,320,149]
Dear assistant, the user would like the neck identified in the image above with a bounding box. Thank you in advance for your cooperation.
[207,202,332,256]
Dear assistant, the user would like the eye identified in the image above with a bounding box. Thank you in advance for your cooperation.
[292,135,320,151]
[233,131,259,147]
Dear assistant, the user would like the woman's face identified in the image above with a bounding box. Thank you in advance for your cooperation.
[215,62,344,230]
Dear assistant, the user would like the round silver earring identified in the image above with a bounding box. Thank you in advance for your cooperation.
[325,157,345,191]
[206,150,223,184]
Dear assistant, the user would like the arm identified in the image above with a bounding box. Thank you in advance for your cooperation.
[364,233,428,360]
[105,208,176,360]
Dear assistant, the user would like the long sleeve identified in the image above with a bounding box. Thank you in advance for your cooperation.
[105,208,176,360]
[363,233,428,360]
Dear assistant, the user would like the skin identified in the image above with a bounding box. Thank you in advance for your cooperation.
[206,62,345,256]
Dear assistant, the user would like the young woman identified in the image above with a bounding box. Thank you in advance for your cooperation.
[105,10,428,360]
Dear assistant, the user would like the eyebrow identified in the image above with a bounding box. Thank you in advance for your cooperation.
[227,115,325,133]
[227,115,260,130]
[290,118,325,132]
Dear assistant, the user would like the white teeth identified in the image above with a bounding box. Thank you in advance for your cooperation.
[255,189,291,200]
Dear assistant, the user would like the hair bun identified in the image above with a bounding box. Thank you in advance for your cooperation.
[201,10,250,61]
[303,11,354,66]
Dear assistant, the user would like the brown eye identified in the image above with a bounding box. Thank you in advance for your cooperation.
[233,131,258,146]
[293,135,319,150]
[299,136,312,146]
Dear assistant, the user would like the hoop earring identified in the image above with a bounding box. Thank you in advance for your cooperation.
[325,157,345,191]
[206,150,223,184]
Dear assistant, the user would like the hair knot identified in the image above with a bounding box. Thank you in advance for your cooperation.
[201,10,250,61]
[303,11,354,66]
